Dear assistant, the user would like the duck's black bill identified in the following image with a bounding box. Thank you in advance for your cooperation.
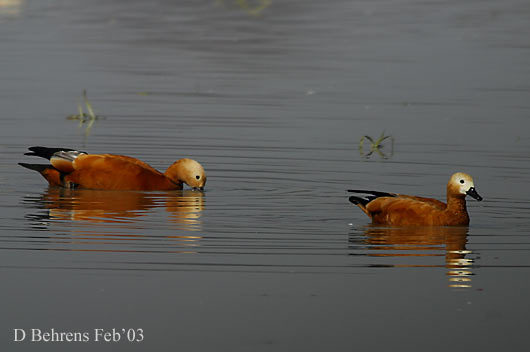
[466,187,483,201]
[192,187,204,192]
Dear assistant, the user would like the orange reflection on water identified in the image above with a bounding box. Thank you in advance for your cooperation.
[39,187,204,228]
[358,226,473,288]
[44,189,155,223]
[23,187,206,254]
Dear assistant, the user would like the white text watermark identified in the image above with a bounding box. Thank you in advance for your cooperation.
[13,328,144,343]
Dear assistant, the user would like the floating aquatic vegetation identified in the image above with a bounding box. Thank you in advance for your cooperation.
[359,131,394,159]
[66,90,104,136]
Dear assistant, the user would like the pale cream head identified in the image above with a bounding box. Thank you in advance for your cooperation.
[449,172,474,195]
[448,172,482,201]
[165,158,207,190]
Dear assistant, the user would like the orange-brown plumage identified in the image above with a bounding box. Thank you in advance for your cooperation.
[62,154,176,190]
[20,147,207,191]
[348,172,482,226]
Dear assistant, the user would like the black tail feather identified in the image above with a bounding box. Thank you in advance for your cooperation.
[18,163,53,173]
[24,146,77,160]
[349,196,370,206]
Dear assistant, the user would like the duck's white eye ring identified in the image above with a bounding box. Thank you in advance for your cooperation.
[196,175,201,180]
[460,179,465,184]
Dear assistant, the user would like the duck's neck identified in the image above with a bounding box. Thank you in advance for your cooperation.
[164,162,184,186]
[443,183,471,225]
[445,194,469,225]
[446,194,468,214]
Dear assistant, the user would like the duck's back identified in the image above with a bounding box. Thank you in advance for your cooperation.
[65,154,177,191]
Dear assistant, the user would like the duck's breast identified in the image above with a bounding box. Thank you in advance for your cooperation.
[367,197,446,226]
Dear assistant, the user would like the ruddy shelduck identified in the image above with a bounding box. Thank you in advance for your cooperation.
[348,172,482,226]
[19,146,206,191]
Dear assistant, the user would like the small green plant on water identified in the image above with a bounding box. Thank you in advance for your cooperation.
[66,90,104,136]
[359,131,394,159]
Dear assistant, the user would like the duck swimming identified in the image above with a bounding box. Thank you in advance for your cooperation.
[19,146,206,191]
[348,172,482,226]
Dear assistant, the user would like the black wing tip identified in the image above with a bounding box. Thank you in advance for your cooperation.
[347,189,395,198]
[26,146,50,154]
[347,189,396,206]
[23,146,80,160]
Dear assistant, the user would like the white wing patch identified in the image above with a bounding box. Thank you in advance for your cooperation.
[50,150,87,172]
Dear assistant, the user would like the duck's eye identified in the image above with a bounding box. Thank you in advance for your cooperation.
[196,175,201,180]
[460,179,465,184]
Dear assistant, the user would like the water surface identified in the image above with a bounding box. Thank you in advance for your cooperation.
[1,0,530,351]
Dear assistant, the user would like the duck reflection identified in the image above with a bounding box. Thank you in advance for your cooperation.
[25,187,205,231]
[350,226,474,288]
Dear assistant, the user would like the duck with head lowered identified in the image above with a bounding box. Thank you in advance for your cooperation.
[19,146,207,191]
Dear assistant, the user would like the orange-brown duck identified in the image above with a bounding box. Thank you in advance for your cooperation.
[19,146,206,191]
[348,172,482,226]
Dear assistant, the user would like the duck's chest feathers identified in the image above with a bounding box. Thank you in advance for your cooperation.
[442,198,470,225]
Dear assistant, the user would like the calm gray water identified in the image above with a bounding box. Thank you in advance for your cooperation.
[1,0,530,351]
